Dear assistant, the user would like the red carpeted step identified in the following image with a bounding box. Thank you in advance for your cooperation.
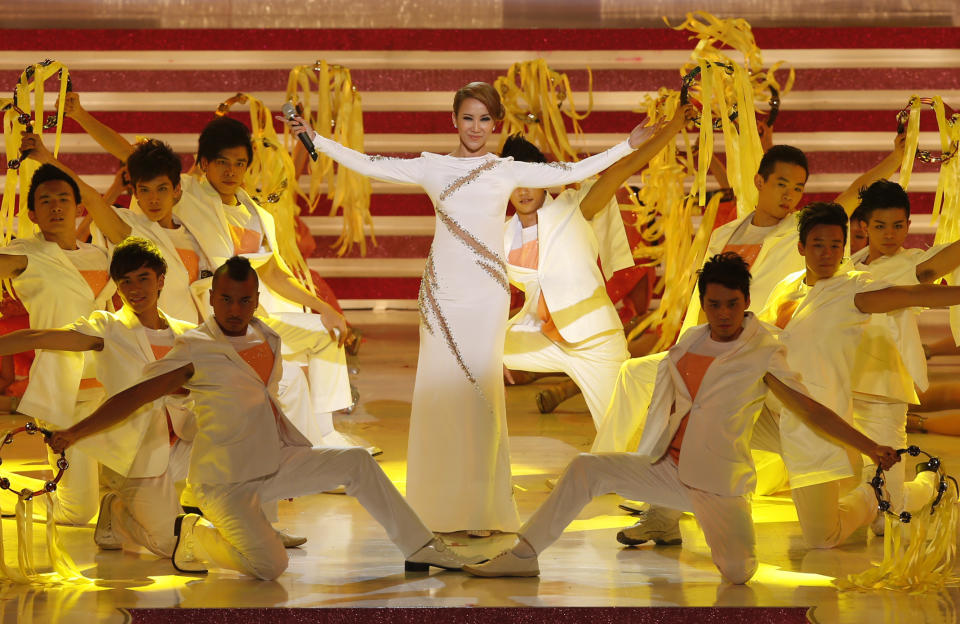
[125,606,812,623]
[3,27,957,50]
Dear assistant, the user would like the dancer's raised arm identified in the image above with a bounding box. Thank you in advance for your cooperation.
[506,121,653,190]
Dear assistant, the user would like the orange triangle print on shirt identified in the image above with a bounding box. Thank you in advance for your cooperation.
[79,270,109,297]
[230,225,262,255]
[774,299,800,330]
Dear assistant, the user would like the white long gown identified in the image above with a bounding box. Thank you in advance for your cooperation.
[312,134,635,531]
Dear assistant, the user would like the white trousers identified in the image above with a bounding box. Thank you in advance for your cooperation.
[520,452,758,584]
[190,446,434,580]
[751,407,876,548]
[851,398,934,513]
[99,440,191,557]
[44,398,100,525]
[504,328,629,429]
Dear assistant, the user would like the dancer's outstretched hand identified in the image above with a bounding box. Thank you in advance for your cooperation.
[870,445,901,472]
[47,429,77,454]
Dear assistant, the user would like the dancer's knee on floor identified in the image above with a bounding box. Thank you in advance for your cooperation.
[801,525,842,550]
[247,545,289,580]
[718,557,757,585]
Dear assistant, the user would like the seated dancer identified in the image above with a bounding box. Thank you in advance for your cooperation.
[463,252,900,584]
[847,180,960,532]
[0,164,116,525]
[610,133,905,537]
[501,105,694,431]
[0,238,194,556]
[48,257,468,580]
[27,109,359,449]
[753,202,951,549]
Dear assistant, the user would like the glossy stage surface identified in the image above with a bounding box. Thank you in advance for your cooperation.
[0,310,958,623]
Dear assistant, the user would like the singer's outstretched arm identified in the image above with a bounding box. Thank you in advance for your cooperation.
[279,115,426,186]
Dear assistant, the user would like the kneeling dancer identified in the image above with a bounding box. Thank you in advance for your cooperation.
[49,256,467,580]
[465,252,899,584]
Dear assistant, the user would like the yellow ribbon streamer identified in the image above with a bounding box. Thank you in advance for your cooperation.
[622,90,721,350]
[494,58,593,162]
[286,61,374,257]
[840,487,958,593]
[2,61,70,243]
[669,12,792,216]
[0,430,92,585]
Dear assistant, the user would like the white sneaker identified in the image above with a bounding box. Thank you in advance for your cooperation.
[94,492,122,550]
[616,507,683,546]
[173,514,208,574]
[464,549,540,577]
[275,528,307,548]
[404,537,469,572]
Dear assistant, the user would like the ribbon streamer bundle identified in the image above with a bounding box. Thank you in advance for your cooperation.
[623,89,721,350]
[0,423,89,585]
[669,12,794,217]
[898,97,960,344]
[214,93,316,294]
[841,446,958,592]
[1,60,71,245]
[494,58,593,163]
[286,61,373,256]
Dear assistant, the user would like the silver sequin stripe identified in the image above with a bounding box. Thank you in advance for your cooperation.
[438,158,500,201]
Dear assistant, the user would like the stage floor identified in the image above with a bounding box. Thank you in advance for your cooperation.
[0,310,958,623]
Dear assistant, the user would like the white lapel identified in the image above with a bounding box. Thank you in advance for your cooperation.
[116,305,155,363]
[752,214,796,269]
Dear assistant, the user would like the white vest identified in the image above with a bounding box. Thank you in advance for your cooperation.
[1,235,116,427]
[680,212,804,338]
[503,185,624,343]
[69,306,195,478]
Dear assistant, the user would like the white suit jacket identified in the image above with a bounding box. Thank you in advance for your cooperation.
[635,313,806,497]
[173,177,301,317]
[680,211,804,338]
[111,208,212,324]
[0,235,116,427]
[850,245,950,397]
[759,269,885,488]
[69,306,196,478]
[139,316,311,485]
[503,183,626,343]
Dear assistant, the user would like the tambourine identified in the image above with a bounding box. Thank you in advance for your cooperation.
[0,422,68,502]
[679,63,738,130]
[870,445,956,524]
[3,59,73,170]
[895,97,958,165]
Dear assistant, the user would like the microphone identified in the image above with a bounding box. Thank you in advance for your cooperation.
[281,102,318,161]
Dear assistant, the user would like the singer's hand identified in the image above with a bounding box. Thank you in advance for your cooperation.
[275,114,317,142]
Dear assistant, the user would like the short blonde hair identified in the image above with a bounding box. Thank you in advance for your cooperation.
[453,82,504,121]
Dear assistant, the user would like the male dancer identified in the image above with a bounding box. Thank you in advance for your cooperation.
[847,180,960,530]
[755,202,950,549]
[500,105,693,431]
[463,253,900,583]
[48,257,469,580]
[0,164,115,524]
[607,135,905,539]
[0,238,193,555]
[22,122,358,449]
